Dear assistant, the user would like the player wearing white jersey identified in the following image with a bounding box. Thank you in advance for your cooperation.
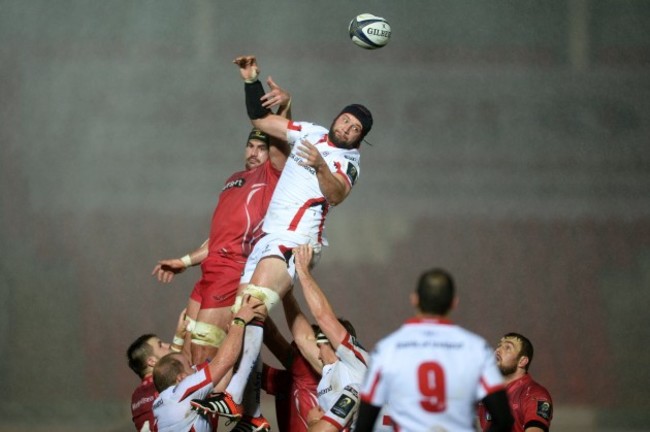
[261,121,360,242]
[292,244,368,432]
[152,295,266,432]
[356,269,514,432]
[190,56,374,428]
[153,364,215,432]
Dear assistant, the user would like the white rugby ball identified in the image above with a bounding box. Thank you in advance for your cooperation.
[348,13,391,50]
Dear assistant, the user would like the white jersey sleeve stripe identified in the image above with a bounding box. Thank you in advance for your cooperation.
[340,337,367,367]
[178,368,212,402]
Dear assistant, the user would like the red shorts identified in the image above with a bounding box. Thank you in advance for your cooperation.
[190,255,244,309]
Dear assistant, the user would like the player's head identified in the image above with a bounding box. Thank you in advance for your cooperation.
[313,318,359,365]
[127,334,172,379]
[413,268,456,316]
[245,128,271,170]
[496,332,534,375]
[153,352,193,393]
[328,104,373,149]
[314,328,337,366]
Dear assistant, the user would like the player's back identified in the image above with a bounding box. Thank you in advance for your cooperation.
[363,317,503,432]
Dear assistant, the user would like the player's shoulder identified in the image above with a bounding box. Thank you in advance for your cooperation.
[526,376,553,399]
[289,120,327,136]
[223,168,249,183]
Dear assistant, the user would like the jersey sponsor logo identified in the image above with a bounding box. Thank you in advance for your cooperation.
[344,154,359,162]
[290,153,316,175]
[396,340,463,349]
[222,178,245,191]
[537,400,552,420]
[153,398,163,409]
[132,395,155,410]
[346,163,358,185]
[318,385,333,398]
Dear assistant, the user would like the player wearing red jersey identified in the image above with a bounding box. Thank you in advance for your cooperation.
[355,269,514,432]
[478,333,553,432]
[127,310,188,431]
[151,77,291,366]
[262,317,321,432]
[292,245,368,432]
[128,334,170,432]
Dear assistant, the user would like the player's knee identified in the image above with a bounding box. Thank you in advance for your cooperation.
[230,284,281,314]
[187,318,226,348]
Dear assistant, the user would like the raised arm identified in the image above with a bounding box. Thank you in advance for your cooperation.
[263,316,292,369]
[233,55,290,142]
[282,289,323,373]
[263,76,291,171]
[207,295,267,384]
[151,238,209,283]
[294,244,347,349]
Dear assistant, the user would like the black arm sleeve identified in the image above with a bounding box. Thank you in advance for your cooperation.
[354,401,382,432]
[482,390,514,432]
[245,80,271,119]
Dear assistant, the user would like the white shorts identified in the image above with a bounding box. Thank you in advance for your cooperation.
[241,231,322,285]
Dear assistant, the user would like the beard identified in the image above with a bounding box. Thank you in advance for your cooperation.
[328,130,357,149]
[245,158,260,170]
[498,361,517,376]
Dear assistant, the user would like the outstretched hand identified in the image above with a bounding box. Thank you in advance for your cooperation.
[261,76,290,110]
[233,55,259,83]
[151,258,187,283]
[174,308,189,336]
[293,244,314,275]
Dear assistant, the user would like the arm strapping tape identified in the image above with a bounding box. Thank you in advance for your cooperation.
[245,81,271,119]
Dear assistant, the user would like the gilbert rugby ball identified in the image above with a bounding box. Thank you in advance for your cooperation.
[349,13,391,50]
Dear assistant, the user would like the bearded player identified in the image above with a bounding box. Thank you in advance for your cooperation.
[478,333,553,432]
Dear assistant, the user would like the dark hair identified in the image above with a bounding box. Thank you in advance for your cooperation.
[333,104,373,146]
[416,268,455,315]
[311,319,357,343]
[127,334,156,378]
[153,353,185,393]
[503,332,534,371]
[338,318,356,339]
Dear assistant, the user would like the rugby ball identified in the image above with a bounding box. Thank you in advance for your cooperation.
[348,13,391,50]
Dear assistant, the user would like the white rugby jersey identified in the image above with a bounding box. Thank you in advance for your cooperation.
[262,121,361,245]
[153,367,214,432]
[317,333,369,429]
[360,317,505,432]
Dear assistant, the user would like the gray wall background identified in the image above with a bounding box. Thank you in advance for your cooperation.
[1,1,649,430]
